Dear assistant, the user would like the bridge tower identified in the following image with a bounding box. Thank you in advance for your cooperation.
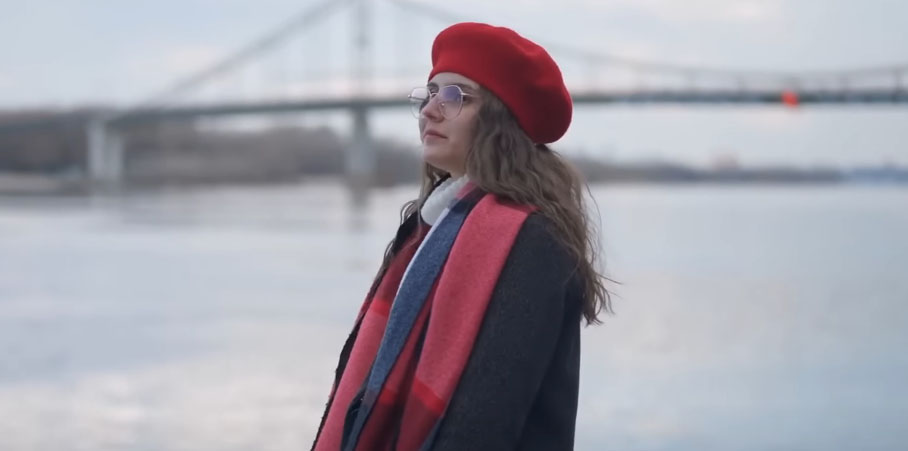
[87,117,124,190]
[347,0,377,207]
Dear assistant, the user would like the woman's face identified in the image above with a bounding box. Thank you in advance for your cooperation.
[418,72,481,178]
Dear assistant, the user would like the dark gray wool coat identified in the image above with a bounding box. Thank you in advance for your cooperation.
[429,211,583,450]
[317,207,584,451]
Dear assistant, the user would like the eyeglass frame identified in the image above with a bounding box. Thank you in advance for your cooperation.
[407,84,478,119]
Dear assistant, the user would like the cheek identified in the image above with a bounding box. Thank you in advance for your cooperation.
[452,117,476,150]
[454,133,471,156]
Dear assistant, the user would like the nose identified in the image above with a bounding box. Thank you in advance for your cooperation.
[421,93,444,122]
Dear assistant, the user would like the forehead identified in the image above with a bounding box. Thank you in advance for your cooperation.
[428,72,480,91]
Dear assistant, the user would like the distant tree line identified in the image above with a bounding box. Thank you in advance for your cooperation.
[122,122,421,186]
[0,114,422,185]
[3,110,896,186]
[0,109,90,173]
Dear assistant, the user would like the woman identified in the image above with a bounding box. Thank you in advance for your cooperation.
[313,22,612,451]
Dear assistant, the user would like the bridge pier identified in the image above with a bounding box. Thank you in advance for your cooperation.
[347,106,376,209]
[86,118,124,190]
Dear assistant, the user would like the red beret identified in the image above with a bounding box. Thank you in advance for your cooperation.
[429,22,572,144]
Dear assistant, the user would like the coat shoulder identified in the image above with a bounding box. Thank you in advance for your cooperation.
[506,211,580,290]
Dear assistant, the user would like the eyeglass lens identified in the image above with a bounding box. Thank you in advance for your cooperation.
[408,85,464,119]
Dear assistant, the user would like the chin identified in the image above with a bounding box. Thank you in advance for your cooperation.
[422,146,449,171]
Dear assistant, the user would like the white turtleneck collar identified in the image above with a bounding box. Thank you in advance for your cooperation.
[420,175,470,226]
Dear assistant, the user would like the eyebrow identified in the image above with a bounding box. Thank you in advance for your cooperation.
[427,82,478,93]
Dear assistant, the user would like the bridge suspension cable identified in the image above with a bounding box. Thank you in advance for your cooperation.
[389,0,908,91]
[135,0,354,109]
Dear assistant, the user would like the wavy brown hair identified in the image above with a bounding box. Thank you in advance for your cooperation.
[373,87,613,325]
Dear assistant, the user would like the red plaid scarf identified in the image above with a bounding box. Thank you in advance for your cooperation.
[313,183,533,450]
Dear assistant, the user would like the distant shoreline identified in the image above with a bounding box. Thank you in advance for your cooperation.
[1,167,905,197]
[2,116,906,194]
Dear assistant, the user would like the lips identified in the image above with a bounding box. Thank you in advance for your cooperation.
[423,129,448,140]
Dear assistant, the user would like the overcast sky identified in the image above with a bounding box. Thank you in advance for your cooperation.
[2,0,907,167]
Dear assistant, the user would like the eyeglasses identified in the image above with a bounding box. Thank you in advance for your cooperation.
[407,84,476,119]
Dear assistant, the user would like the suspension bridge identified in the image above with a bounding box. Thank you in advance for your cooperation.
[1,0,907,197]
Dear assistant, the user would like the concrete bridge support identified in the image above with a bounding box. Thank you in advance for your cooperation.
[347,106,376,209]
[86,118,124,189]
